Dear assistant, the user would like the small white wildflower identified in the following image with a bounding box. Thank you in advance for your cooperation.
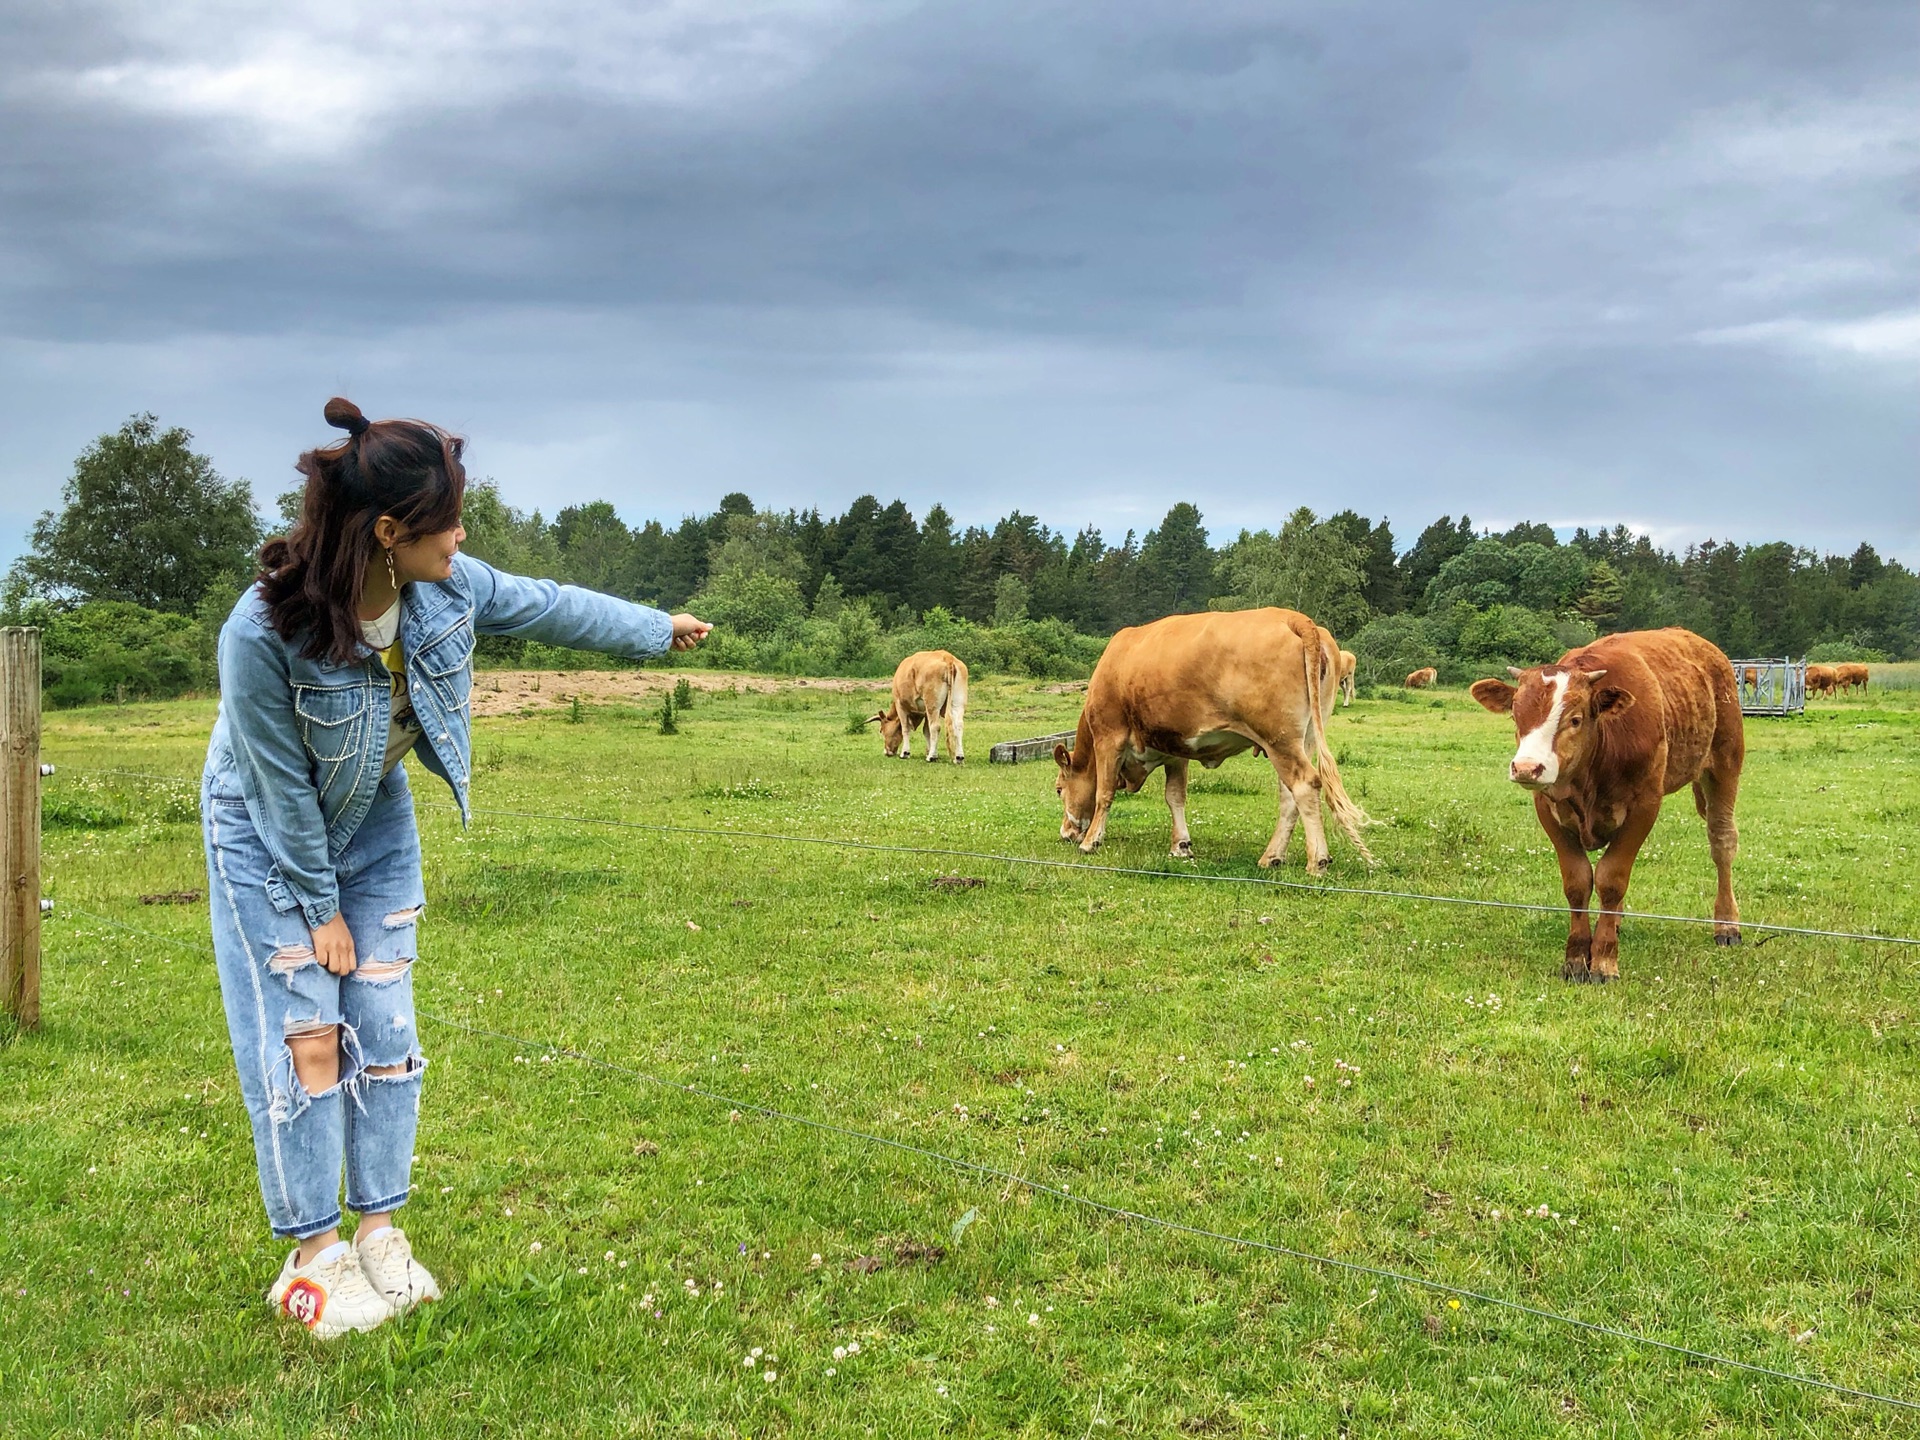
[605,1250,616,1262]
[825,1367,836,1377]
[529,1240,543,1253]
[833,1346,847,1361]
[763,1369,777,1383]
[847,1341,860,1354]
[1028,1313,1040,1326]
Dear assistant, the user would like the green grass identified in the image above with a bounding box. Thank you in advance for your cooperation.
[5,678,1920,1437]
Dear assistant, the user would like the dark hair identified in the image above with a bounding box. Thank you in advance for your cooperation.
[257,398,467,665]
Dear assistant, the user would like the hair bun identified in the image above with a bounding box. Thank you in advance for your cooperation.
[323,396,371,437]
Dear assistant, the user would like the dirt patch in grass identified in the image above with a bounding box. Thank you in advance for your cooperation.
[469,669,890,717]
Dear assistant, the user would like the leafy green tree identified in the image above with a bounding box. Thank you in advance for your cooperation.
[1397,515,1474,611]
[1136,504,1214,617]
[708,510,807,586]
[552,501,635,593]
[993,574,1030,626]
[1572,560,1624,629]
[915,505,959,615]
[1216,508,1369,636]
[15,414,261,614]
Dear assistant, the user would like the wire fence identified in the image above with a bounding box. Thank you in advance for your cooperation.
[34,762,1920,1412]
[54,766,1920,951]
[40,900,1920,1415]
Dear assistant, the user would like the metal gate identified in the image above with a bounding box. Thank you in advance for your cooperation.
[1732,658,1805,716]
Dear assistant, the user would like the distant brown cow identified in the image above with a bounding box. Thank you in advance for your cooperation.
[1471,628,1744,983]
[1835,662,1870,695]
[1053,608,1372,871]
[1405,667,1438,689]
[1805,663,1838,697]
[1337,649,1357,706]
[1742,666,1759,688]
[870,650,968,763]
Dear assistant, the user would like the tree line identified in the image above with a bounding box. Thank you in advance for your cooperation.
[7,413,1916,704]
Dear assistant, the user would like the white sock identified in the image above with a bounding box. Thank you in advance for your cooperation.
[358,1225,393,1244]
[307,1240,351,1268]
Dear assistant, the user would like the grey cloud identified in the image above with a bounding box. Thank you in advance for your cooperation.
[1,0,1914,569]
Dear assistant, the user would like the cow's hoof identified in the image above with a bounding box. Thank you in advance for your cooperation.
[1588,970,1615,984]
[1562,960,1591,983]
[1715,930,1743,947]
[954,756,965,764]
[1079,841,1103,856]
[1171,840,1193,859]
[1306,858,1331,876]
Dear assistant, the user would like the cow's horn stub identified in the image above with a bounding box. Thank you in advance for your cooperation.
[1506,666,1526,680]
[1579,669,1608,682]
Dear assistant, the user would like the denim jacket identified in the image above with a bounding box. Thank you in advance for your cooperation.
[205,553,674,929]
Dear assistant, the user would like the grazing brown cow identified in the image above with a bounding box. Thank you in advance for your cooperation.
[1805,663,1838,698]
[869,650,968,763]
[1052,608,1372,871]
[1835,662,1870,695]
[1405,667,1438,689]
[1471,628,1743,982]
[1741,666,1759,688]
[1337,649,1357,706]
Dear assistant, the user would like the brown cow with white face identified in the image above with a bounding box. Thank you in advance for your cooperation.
[1470,628,1744,983]
[870,650,968,762]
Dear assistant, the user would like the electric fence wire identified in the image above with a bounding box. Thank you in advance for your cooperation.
[49,902,1920,1416]
[51,766,1920,949]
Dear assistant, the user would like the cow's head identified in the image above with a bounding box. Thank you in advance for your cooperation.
[1053,741,1094,841]
[1469,665,1635,791]
[869,706,906,757]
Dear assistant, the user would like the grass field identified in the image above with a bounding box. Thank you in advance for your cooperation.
[5,675,1920,1437]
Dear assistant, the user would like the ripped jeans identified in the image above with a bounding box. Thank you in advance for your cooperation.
[203,770,427,1239]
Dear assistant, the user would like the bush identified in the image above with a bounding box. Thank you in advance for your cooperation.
[1349,613,1441,687]
[1805,640,1889,664]
[29,599,212,707]
[1454,604,1562,665]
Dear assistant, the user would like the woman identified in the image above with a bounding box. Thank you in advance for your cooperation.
[203,398,709,1337]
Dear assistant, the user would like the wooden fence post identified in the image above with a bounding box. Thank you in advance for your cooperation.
[1,627,42,1031]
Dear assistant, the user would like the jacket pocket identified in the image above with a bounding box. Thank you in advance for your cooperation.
[292,682,372,763]
[416,616,474,712]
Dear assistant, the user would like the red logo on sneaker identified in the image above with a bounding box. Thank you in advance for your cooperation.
[283,1278,327,1327]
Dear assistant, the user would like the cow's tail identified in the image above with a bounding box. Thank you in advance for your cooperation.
[1300,627,1376,865]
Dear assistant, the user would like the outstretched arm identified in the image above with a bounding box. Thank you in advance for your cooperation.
[455,553,707,657]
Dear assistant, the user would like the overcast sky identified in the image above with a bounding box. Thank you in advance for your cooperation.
[3,0,1914,575]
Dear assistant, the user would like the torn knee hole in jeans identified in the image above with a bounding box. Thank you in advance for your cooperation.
[363,1054,427,1081]
[268,944,317,976]
[358,955,414,982]
[283,1018,337,1041]
[382,904,424,929]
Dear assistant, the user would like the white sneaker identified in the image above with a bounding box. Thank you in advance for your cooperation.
[355,1227,442,1314]
[268,1242,395,1338]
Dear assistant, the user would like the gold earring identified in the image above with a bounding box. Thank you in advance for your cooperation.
[385,547,397,590]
